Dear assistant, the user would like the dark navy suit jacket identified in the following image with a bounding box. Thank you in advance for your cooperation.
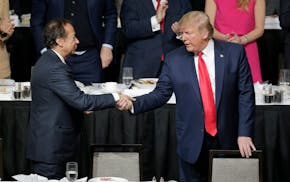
[30,0,117,83]
[31,0,117,54]
[133,40,255,164]
[120,0,192,78]
[26,50,116,164]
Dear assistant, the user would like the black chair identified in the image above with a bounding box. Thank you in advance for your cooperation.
[208,150,263,182]
[89,144,143,181]
[0,138,3,179]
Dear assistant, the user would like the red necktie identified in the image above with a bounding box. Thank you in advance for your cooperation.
[197,52,217,136]
[156,0,165,32]
[156,0,165,61]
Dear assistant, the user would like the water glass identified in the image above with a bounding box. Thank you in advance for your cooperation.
[13,82,22,100]
[66,162,78,182]
[278,69,290,86]
[122,67,133,86]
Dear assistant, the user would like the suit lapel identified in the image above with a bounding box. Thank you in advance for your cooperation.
[214,40,225,111]
[189,53,202,105]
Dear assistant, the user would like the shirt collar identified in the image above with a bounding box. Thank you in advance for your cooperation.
[201,39,214,57]
[52,49,66,64]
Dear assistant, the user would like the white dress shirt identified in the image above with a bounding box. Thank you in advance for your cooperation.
[151,0,166,32]
[194,39,216,102]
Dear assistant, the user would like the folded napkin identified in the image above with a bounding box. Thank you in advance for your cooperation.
[12,174,87,182]
[13,174,48,182]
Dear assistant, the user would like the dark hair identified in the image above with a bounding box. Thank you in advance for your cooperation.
[43,19,73,49]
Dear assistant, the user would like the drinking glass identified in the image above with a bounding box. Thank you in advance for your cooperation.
[122,67,133,86]
[66,162,78,182]
[13,82,22,100]
[278,69,290,86]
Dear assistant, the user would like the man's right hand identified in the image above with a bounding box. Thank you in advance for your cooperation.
[116,93,135,110]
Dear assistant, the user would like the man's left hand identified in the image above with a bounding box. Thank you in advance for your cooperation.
[237,136,256,158]
[100,46,113,68]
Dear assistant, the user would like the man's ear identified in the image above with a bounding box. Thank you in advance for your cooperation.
[201,30,209,39]
[55,38,64,47]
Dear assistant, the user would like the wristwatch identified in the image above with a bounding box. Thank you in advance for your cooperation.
[0,31,7,38]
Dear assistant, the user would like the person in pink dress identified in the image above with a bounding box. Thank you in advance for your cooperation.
[205,0,265,83]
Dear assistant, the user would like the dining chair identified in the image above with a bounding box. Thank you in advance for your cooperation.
[0,138,3,179]
[89,144,143,181]
[208,149,263,182]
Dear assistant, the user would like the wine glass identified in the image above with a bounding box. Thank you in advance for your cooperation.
[278,69,290,86]
[66,162,78,182]
[122,67,133,87]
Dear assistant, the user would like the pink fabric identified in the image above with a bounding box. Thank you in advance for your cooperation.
[214,0,262,83]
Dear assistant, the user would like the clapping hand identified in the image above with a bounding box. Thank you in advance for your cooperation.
[171,21,179,34]
[156,0,168,23]
[116,93,136,111]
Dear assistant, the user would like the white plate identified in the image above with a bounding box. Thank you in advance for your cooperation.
[0,79,15,86]
[99,84,127,93]
[88,177,128,182]
[132,78,158,89]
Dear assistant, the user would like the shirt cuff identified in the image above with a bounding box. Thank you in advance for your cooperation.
[112,93,120,102]
[102,43,113,50]
[130,105,134,113]
[41,48,47,54]
[151,16,160,32]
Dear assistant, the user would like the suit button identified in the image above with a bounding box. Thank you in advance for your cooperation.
[200,129,204,132]
[72,1,76,4]
[70,12,74,16]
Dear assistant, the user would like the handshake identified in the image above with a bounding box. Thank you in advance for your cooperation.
[83,93,136,115]
[116,93,136,111]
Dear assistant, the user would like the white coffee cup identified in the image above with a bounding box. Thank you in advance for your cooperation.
[101,82,118,92]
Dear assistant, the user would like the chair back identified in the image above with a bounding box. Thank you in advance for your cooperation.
[208,150,263,182]
[0,138,3,179]
[89,144,142,181]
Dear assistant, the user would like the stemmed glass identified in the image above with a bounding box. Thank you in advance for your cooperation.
[66,162,78,182]
[278,69,290,86]
[278,69,290,101]
[122,67,133,87]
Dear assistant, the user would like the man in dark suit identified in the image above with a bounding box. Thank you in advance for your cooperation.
[280,0,290,69]
[30,0,117,84]
[118,11,256,181]
[120,0,192,79]
[26,19,129,179]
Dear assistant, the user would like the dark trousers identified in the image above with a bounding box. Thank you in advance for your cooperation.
[178,133,220,182]
[31,161,66,180]
[257,30,283,85]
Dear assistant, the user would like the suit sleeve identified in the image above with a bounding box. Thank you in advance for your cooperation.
[30,0,46,54]
[47,64,116,111]
[133,61,173,113]
[103,0,117,46]
[237,46,255,138]
[280,0,290,30]
[120,0,156,40]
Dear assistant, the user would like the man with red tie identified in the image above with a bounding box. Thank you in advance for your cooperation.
[120,0,192,79]
[118,11,256,181]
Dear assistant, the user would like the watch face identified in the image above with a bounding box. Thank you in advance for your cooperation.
[0,31,7,38]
